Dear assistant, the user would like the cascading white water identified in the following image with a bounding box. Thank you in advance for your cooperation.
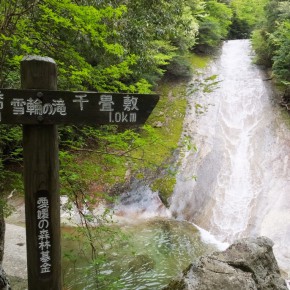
[170,39,290,277]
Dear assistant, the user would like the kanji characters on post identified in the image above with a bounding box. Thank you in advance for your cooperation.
[0,90,156,124]
[10,98,67,116]
[37,196,52,274]
[104,95,139,123]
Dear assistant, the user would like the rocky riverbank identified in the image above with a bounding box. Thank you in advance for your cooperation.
[164,236,289,290]
[3,224,289,290]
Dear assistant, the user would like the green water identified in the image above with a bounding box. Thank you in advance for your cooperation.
[62,218,215,290]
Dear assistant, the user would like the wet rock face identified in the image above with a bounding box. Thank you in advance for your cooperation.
[164,237,288,290]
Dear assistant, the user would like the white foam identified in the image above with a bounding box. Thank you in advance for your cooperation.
[193,223,229,251]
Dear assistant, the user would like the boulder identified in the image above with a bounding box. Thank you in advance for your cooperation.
[164,236,288,290]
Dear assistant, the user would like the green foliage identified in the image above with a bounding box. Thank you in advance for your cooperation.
[226,0,267,39]
[151,175,177,207]
[196,0,232,49]
[0,125,23,193]
[251,29,273,66]
[0,0,215,90]
[171,3,200,51]
[263,0,283,33]
[230,0,267,27]
[187,53,211,69]
[117,0,202,84]
[166,55,194,78]
[229,13,252,39]
[0,126,22,161]
[272,20,290,82]
[17,1,143,92]
[0,0,148,91]
[0,124,23,219]
[251,0,290,91]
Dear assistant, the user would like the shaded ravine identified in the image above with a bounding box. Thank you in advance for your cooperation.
[170,39,290,277]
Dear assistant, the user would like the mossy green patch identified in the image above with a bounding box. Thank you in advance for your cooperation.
[185,52,210,69]
[151,175,176,207]
[140,80,188,165]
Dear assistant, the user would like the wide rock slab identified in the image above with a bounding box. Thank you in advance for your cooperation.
[164,236,287,290]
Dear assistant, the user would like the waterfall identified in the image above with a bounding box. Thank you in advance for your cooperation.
[170,39,290,276]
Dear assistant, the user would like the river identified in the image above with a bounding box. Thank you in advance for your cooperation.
[170,39,290,277]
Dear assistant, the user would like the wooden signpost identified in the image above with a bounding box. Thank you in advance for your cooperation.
[0,56,159,290]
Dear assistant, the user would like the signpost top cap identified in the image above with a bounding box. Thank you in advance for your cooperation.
[22,55,56,64]
[21,55,57,90]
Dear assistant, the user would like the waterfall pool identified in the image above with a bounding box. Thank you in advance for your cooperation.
[62,218,215,290]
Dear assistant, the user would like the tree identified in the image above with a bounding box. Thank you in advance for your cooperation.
[113,0,203,83]
[271,20,290,83]
[252,0,290,90]
[229,0,268,39]
[196,0,232,49]
[0,0,152,92]
[0,0,39,87]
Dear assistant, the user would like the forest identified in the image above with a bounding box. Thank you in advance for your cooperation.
[0,0,290,289]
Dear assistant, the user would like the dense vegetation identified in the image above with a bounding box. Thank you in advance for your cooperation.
[0,0,234,203]
[229,0,267,38]
[251,0,290,96]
